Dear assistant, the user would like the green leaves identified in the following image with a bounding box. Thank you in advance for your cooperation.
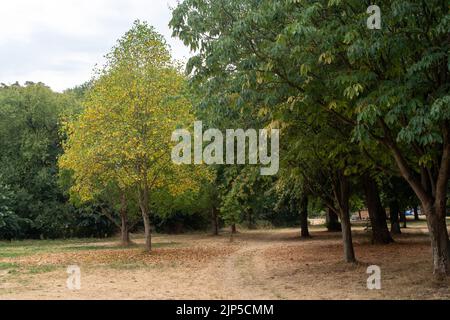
[0,83,87,239]
[60,21,209,234]
[344,83,364,100]
[171,0,450,236]
[430,96,450,121]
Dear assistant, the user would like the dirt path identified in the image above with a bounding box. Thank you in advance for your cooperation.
[222,242,279,299]
[1,227,450,300]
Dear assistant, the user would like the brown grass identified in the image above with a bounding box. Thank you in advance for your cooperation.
[1,224,450,300]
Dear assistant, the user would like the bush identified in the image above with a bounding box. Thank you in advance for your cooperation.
[0,184,30,240]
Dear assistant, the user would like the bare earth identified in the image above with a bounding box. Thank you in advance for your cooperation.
[1,224,450,300]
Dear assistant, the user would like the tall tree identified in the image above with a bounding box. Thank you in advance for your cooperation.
[60,21,206,251]
[362,174,393,244]
[171,0,450,278]
[0,83,80,239]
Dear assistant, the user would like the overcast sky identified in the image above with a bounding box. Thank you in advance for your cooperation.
[0,0,192,92]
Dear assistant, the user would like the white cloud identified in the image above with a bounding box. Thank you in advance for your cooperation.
[0,0,192,92]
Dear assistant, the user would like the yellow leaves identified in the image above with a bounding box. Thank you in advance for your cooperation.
[328,101,338,110]
[257,107,270,117]
[58,23,211,204]
[300,64,311,76]
[319,52,335,65]
[256,71,264,85]
[418,154,433,167]
[287,96,296,104]
[344,83,364,100]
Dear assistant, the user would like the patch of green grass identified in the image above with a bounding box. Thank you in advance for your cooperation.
[0,246,62,259]
[0,238,120,259]
[0,262,59,275]
[0,262,19,270]
[0,237,107,249]
[0,239,180,269]
[26,265,59,274]
[63,245,132,251]
[0,251,25,258]
[63,242,179,252]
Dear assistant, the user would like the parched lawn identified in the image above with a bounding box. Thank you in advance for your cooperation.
[0,237,180,279]
[1,222,450,300]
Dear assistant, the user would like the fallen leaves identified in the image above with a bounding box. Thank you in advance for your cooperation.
[2,246,238,268]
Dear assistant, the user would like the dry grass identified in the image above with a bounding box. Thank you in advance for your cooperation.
[1,223,449,300]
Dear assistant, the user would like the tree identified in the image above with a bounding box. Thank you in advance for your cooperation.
[275,172,312,238]
[382,177,418,235]
[171,0,360,263]
[60,21,206,251]
[326,208,342,232]
[0,83,83,239]
[323,0,449,278]
[171,0,450,278]
[215,159,279,234]
[0,183,29,240]
[361,174,393,244]
[279,115,358,262]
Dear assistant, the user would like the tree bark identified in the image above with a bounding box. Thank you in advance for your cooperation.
[414,206,420,221]
[142,212,152,252]
[231,224,237,234]
[340,209,356,263]
[120,215,130,246]
[400,211,407,228]
[300,195,310,238]
[336,172,356,263]
[426,130,450,278]
[326,208,342,232]
[425,204,450,279]
[139,181,152,252]
[119,193,130,246]
[246,208,256,230]
[379,120,450,278]
[362,175,393,244]
[211,206,219,236]
[390,200,401,235]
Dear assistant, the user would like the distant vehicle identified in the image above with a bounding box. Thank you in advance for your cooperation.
[404,210,414,217]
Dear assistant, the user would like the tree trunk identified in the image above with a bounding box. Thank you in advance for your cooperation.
[247,208,256,230]
[119,193,130,246]
[337,172,356,263]
[340,209,356,263]
[120,212,130,246]
[401,211,407,228]
[380,119,450,279]
[414,206,420,221]
[211,206,219,236]
[300,195,310,238]
[425,204,450,279]
[362,175,393,244]
[142,212,152,252]
[390,200,401,235]
[326,208,342,232]
[231,224,237,234]
[139,182,152,252]
[423,145,450,277]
